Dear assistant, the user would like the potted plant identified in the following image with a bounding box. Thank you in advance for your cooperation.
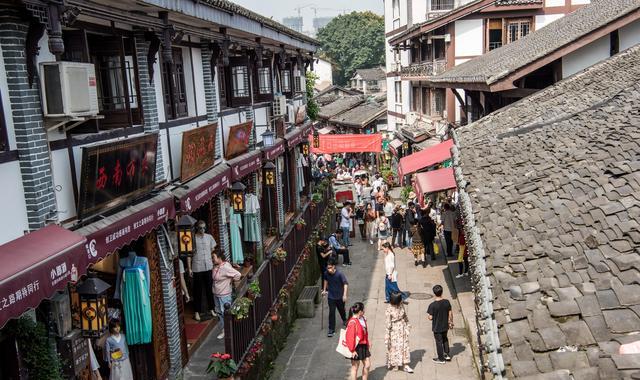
[273,247,287,263]
[207,352,237,380]
[230,297,252,320]
[295,219,306,230]
[247,280,261,300]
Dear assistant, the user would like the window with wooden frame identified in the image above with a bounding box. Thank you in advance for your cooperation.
[280,63,293,97]
[421,87,430,115]
[394,81,402,104]
[411,86,420,112]
[228,56,251,108]
[293,64,304,93]
[411,40,419,64]
[487,17,533,51]
[433,88,445,115]
[392,0,400,29]
[420,40,431,62]
[216,63,230,109]
[507,18,531,43]
[253,60,273,102]
[161,47,188,120]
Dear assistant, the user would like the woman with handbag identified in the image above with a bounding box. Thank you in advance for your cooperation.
[345,302,371,380]
[385,292,413,373]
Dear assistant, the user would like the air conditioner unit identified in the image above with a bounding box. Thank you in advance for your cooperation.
[406,111,419,125]
[40,61,99,118]
[272,94,287,116]
[286,104,295,123]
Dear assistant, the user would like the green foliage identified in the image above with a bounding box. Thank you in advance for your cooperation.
[316,12,385,85]
[305,71,319,120]
[400,186,414,203]
[207,353,237,378]
[230,297,252,320]
[10,317,63,380]
[248,280,261,298]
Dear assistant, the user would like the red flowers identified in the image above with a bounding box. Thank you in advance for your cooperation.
[221,354,231,360]
[210,352,231,360]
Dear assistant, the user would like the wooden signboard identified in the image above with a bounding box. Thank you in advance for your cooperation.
[180,123,217,181]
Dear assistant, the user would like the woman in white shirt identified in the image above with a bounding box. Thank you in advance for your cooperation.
[382,242,407,303]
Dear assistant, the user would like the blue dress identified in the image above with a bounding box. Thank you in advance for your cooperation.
[229,206,244,264]
[120,257,152,345]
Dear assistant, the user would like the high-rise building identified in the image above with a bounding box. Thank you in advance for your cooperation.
[283,16,303,32]
[313,17,333,34]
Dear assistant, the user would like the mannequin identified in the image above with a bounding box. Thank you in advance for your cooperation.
[118,251,152,344]
[187,220,217,321]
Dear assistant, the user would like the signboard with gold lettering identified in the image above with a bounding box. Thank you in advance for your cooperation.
[180,123,217,181]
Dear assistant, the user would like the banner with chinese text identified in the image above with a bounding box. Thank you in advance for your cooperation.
[309,133,382,154]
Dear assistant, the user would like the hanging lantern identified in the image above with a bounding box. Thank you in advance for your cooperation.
[231,182,247,213]
[313,130,320,148]
[263,161,276,187]
[262,129,275,147]
[176,214,197,256]
[76,273,110,338]
[301,141,309,157]
[402,141,409,152]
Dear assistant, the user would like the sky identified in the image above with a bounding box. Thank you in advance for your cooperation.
[232,0,384,34]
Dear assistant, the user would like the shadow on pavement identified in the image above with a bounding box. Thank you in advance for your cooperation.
[450,342,466,357]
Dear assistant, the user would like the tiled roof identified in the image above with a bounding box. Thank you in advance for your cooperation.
[431,0,640,86]
[453,45,640,379]
[328,101,386,127]
[352,67,386,81]
[201,0,318,46]
[317,96,365,119]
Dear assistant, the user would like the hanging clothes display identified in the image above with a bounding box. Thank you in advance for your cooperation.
[297,152,306,192]
[229,205,244,264]
[243,193,261,242]
[118,252,152,345]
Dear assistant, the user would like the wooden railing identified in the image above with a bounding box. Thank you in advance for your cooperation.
[400,60,447,79]
[223,186,332,361]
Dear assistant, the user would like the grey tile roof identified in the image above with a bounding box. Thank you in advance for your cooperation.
[201,0,318,46]
[328,101,386,127]
[453,45,640,378]
[317,96,365,120]
[431,0,640,86]
[352,67,386,81]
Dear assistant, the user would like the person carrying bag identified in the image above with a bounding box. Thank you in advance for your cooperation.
[335,302,370,380]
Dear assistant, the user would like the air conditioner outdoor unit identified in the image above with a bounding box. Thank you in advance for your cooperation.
[272,94,287,116]
[40,61,99,118]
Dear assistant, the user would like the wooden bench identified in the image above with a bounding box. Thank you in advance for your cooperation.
[297,286,320,318]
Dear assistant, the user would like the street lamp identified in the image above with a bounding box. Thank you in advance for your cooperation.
[301,141,309,157]
[402,141,409,152]
[231,182,246,213]
[263,161,276,187]
[76,273,110,338]
[176,214,197,257]
[313,130,320,148]
[262,129,275,147]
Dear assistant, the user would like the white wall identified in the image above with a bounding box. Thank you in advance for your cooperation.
[562,34,610,78]
[411,0,427,26]
[572,0,590,4]
[454,19,483,57]
[535,14,564,30]
[620,19,640,51]
[189,46,207,117]
[0,162,29,243]
[50,149,76,220]
[313,58,333,91]
[254,107,269,145]
[545,0,564,7]
[154,52,167,122]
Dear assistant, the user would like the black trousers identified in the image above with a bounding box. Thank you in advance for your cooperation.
[458,256,469,274]
[335,248,351,264]
[392,228,404,247]
[328,298,346,332]
[425,240,436,260]
[193,270,214,314]
[358,222,367,240]
[434,331,450,360]
[444,230,454,257]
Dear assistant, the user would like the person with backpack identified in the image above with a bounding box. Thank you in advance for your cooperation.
[377,215,391,251]
[427,284,453,364]
[345,302,371,380]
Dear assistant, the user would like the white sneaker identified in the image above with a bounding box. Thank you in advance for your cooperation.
[217,332,224,339]
[403,365,414,373]
[456,273,464,279]
[370,240,374,245]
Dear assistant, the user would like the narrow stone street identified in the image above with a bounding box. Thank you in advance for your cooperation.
[270,227,479,379]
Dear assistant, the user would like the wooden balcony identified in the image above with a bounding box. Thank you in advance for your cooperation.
[400,60,447,80]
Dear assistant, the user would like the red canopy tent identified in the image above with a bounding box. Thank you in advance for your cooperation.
[309,133,382,154]
[398,139,453,181]
[413,167,457,206]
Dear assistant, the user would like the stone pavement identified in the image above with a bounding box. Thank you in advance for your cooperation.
[269,235,480,380]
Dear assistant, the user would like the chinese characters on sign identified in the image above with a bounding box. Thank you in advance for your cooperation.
[308,133,382,154]
[78,134,158,218]
[180,123,218,181]
[225,121,253,160]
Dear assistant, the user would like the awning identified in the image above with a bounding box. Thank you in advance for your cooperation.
[76,191,175,263]
[414,168,456,205]
[309,133,382,154]
[317,126,335,135]
[173,164,231,213]
[228,150,262,181]
[262,138,285,160]
[0,225,86,328]
[285,124,311,148]
[389,139,403,156]
[398,139,453,180]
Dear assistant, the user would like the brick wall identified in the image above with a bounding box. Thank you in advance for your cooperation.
[0,13,57,230]
[134,32,166,182]
[276,157,285,236]
[217,193,231,261]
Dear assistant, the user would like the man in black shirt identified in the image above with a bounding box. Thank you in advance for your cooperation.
[427,284,453,364]
[316,239,333,275]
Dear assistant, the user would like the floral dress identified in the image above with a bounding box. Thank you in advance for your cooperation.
[384,304,411,367]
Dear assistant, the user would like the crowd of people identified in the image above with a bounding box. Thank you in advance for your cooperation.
[309,152,468,379]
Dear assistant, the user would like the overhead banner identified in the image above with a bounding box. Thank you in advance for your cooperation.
[309,133,382,154]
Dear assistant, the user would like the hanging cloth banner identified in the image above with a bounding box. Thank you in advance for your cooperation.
[309,133,382,154]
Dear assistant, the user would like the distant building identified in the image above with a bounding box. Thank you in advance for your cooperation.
[349,67,387,94]
[313,57,335,92]
[283,16,303,32]
[313,17,334,34]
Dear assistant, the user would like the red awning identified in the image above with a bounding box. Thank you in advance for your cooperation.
[228,150,262,181]
[398,139,453,179]
[285,125,310,148]
[262,138,285,160]
[309,133,382,154]
[0,225,86,328]
[414,168,457,205]
[173,164,231,213]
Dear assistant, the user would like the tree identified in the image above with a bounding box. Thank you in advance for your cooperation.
[305,71,319,120]
[316,12,385,86]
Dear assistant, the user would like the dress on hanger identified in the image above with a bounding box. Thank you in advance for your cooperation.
[296,153,306,193]
[229,205,244,264]
[119,254,152,345]
[243,193,261,243]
